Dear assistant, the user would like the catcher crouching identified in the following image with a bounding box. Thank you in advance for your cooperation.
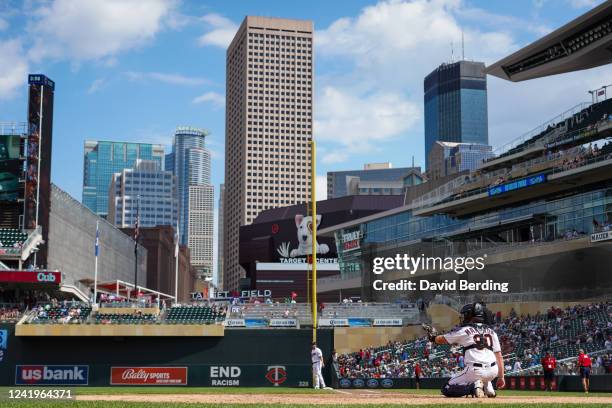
[422,302,505,398]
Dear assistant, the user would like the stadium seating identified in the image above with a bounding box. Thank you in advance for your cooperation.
[164,305,226,324]
[0,228,28,248]
[337,302,612,379]
[29,304,91,324]
[497,98,612,159]
[95,312,156,324]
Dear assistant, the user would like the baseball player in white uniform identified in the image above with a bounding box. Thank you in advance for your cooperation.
[423,302,505,398]
[311,342,332,389]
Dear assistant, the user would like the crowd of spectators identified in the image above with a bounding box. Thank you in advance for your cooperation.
[31,299,90,324]
[0,307,21,321]
[337,302,612,379]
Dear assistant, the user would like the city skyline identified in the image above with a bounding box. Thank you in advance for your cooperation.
[1,0,611,283]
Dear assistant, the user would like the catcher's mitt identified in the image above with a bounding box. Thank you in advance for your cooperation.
[421,323,438,342]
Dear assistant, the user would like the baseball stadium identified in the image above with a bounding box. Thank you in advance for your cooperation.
[2,2,612,408]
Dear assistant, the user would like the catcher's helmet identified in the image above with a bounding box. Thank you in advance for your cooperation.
[460,302,489,325]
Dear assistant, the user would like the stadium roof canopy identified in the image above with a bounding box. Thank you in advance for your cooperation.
[487,1,612,81]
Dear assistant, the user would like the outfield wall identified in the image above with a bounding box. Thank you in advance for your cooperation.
[0,324,333,387]
[332,373,612,392]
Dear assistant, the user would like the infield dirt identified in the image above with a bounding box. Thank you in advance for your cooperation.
[77,390,612,405]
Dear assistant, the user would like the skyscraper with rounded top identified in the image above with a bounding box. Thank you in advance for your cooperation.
[166,127,214,280]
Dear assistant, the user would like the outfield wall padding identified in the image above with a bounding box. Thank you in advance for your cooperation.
[0,324,333,387]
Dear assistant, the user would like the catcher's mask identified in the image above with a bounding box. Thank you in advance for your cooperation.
[460,302,491,325]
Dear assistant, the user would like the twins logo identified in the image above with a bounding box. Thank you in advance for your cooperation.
[265,365,287,386]
[277,214,330,258]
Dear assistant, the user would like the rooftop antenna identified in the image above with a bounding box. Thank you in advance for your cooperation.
[412,155,415,168]
[461,30,465,61]
[450,41,454,62]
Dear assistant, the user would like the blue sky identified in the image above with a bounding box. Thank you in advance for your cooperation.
[0,0,610,204]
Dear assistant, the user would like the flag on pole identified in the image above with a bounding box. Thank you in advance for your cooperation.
[133,205,140,245]
[95,221,100,257]
[174,225,180,258]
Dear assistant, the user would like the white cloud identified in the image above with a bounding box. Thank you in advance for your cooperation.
[87,78,106,94]
[0,39,28,100]
[27,0,177,62]
[198,13,238,48]
[313,0,518,164]
[125,71,208,86]
[193,91,225,107]
[321,151,349,165]
[316,175,328,201]
[567,0,603,8]
[315,86,420,151]
[317,0,516,87]
[0,17,8,31]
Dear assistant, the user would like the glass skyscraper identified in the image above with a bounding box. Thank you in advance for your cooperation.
[82,141,165,217]
[166,127,214,280]
[108,159,178,228]
[424,60,488,170]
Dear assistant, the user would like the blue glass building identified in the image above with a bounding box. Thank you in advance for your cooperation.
[165,127,211,244]
[424,60,488,170]
[82,141,165,217]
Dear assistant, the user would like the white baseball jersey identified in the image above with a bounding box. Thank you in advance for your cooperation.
[443,324,501,365]
[311,347,323,364]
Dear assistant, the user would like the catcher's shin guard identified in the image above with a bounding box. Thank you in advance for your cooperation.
[441,382,477,398]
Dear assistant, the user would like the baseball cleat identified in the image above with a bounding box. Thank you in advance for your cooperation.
[472,380,485,398]
[314,386,320,390]
[485,382,496,398]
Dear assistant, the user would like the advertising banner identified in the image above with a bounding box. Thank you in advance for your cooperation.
[224,319,246,327]
[110,367,187,385]
[269,318,297,327]
[318,318,349,327]
[15,365,89,385]
[0,271,61,284]
[372,318,403,326]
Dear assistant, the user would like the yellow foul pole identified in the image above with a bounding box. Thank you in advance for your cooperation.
[311,139,317,344]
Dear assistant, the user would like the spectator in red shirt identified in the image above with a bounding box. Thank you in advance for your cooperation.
[414,362,422,390]
[541,351,557,391]
[578,349,592,394]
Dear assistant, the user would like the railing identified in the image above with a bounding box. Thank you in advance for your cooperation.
[491,102,591,157]
[508,348,610,376]
[428,143,612,209]
[0,122,27,135]
[449,288,611,306]
[464,232,588,257]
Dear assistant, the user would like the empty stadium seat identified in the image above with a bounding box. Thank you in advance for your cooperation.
[164,305,225,324]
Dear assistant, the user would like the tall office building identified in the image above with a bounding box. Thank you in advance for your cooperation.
[108,159,178,228]
[327,163,421,199]
[166,127,214,280]
[83,141,164,217]
[217,183,225,289]
[224,16,313,290]
[424,60,488,170]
